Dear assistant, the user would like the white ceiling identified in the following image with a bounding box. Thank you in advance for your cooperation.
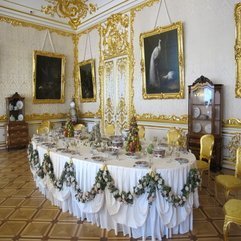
[0,0,146,32]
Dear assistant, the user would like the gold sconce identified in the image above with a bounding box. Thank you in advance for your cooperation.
[41,0,97,30]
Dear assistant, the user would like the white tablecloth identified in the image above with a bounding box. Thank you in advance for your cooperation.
[31,140,199,241]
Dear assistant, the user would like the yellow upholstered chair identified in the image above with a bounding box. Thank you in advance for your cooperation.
[139,126,145,140]
[215,147,241,201]
[105,124,115,136]
[167,127,182,146]
[36,120,53,135]
[73,123,85,131]
[223,199,241,241]
[196,134,215,189]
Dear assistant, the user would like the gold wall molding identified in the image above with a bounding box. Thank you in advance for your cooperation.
[235,3,241,97]
[25,113,67,121]
[223,118,241,128]
[101,13,130,59]
[0,16,74,37]
[129,10,136,118]
[133,0,160,13]
[136,114,188,124]
[73,34,80,115]
[79,111,96,118]
[0,113,67,122]
[0,115,7,122]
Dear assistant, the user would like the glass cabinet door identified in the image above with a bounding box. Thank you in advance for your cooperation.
[191,85,214,135]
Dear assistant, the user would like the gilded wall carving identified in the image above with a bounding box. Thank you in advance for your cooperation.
[235,3,241,97]
[41,0,96,30]
[101,13,130,59]
[226,133,241,163]
[103,61,115,127]
[102,56,129,134]
[104,97,115,125]
[116,97,128,130]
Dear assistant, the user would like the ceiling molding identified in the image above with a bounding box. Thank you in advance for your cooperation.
[1,0,146,32]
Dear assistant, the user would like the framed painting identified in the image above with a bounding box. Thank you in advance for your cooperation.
[79,59,96,102]
[140,21,184,99]
[235,3,241,97]
[32,50,66,104]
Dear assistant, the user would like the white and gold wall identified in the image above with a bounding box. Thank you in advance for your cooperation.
[1,0,241,169]
[0,18,75,148]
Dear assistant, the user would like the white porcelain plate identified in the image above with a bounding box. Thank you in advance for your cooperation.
[16,100,23,110]
[91,155,104,162]
[205,123,211,133]
[18,114,23,121]
[126,152,141,159]
[134,161,149,167]
[10,115,15,121]
[175,158,189,164]
[193,123,202,133]
[9,104,13,111]
[193,106,201,118]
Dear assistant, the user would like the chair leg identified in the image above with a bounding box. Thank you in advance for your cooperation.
[224,190,230,201]
[214,182,218,200]
[223,217,230,241]
[207,170,210,189]
[223,219,228,241]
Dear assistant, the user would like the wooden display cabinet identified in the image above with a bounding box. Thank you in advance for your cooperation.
[5,92,29,150]
[187,76,223,171]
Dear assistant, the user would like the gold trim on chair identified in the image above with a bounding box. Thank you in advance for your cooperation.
[138,126,145,140]
[166,127,182,147]
[36,120,53,135]
[196,134,215,190]
[223,199,241,241]
[215,146,241,201]
[73,123,85,131]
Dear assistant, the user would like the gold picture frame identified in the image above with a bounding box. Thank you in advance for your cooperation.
[235,3,241,97]
[140,21,184,99]
[78,59,96,102]
[32,50,66,104]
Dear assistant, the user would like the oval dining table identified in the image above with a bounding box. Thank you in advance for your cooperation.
[30,137,199,241]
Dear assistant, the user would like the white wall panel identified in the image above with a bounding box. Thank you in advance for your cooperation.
[0,22,74,117]
[132,0,241,120]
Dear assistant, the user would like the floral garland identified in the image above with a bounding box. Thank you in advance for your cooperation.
[27,144,44,178]
[27,144,200,206]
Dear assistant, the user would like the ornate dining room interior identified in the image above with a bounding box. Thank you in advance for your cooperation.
[1,0,241,240]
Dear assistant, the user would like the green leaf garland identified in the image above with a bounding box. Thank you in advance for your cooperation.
[27,144,200,206]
